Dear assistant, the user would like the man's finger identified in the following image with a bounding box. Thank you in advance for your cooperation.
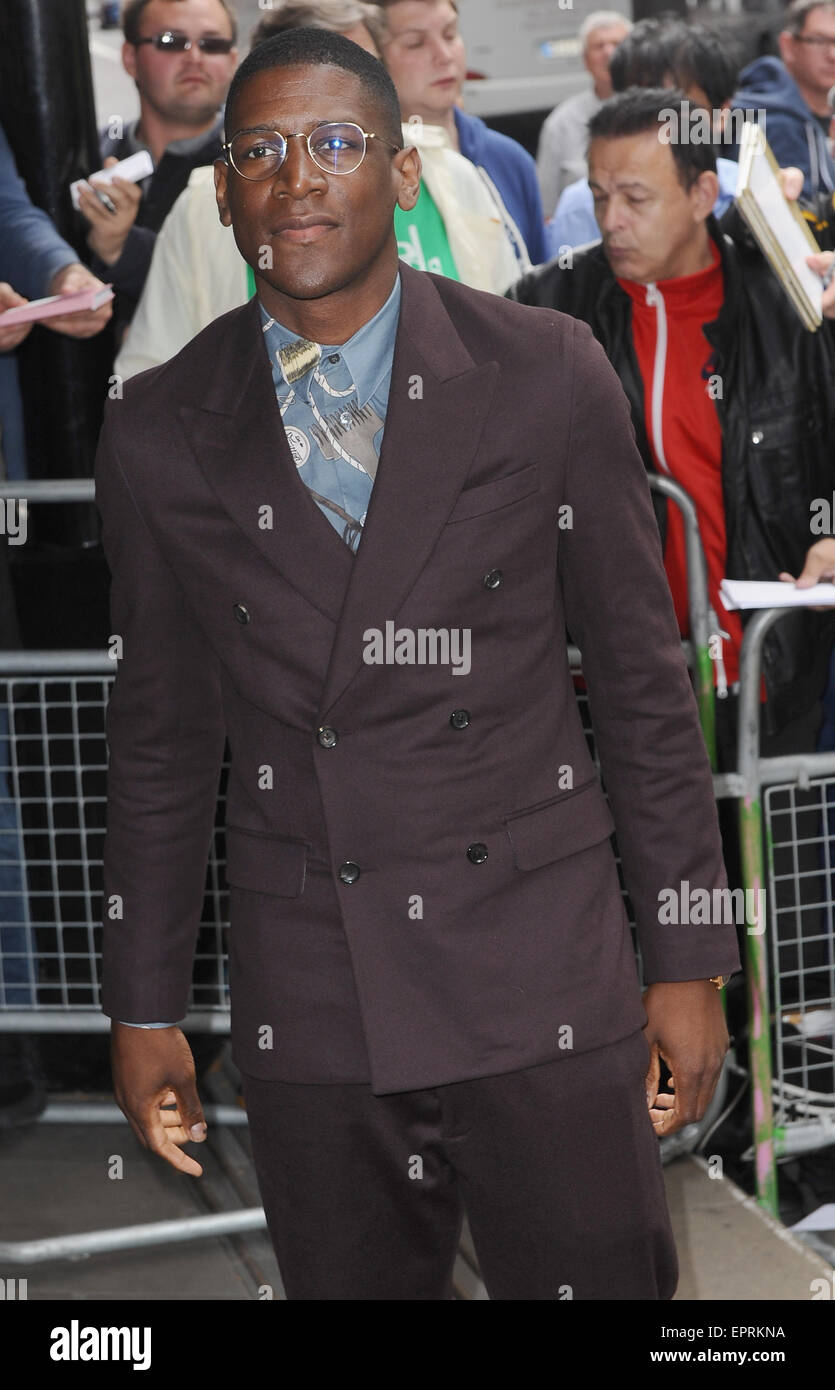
[643,1038,660,1108]
[657,1066,702,1132]
[778,165,805,200]
[77,186,117,224]
[173,1082,208,1143]
[141,1110,204,1176]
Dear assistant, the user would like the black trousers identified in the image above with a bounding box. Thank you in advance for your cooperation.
[240,1027,678,1301]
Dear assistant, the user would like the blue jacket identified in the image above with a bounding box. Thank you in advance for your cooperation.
[732,56,835,200]
[453,108,548,267]
[0,124,77,480]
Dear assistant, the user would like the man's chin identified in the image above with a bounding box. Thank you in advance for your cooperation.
[256,270,346,303]
[165,97,223,127]
[605,247,642,275]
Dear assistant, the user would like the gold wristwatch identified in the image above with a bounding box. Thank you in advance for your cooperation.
[709,974,732,990]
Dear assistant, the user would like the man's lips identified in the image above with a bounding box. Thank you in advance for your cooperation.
[271,215,339,244]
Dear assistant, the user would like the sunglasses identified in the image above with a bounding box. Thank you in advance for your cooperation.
[134,31,235,54]
[224,123,402,179]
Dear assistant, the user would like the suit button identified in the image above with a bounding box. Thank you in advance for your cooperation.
[317,726,338,748]
[233,603,250,624]
[450,709,471,729]
[338,861,360,884]
[466,843,488,864]
[483,569,503,589]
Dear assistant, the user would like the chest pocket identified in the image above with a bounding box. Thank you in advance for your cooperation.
[504,776,615,872]
[447,463,540,523]
[746,393,823,524]
[225,824,308,898]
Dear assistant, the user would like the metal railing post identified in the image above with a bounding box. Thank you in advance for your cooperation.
[647,474,716,767]
[736,607,785,1218]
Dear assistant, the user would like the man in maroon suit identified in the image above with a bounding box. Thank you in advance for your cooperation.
[97,28,739,1300]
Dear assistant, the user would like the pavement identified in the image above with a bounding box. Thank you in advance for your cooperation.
[0,1043,832,1301]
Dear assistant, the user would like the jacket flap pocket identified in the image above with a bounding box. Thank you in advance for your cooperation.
[504,778,615,872]
[225,824,307,898]
[448,463,540,523]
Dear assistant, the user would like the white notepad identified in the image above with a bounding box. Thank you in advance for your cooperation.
[720,578,835,610]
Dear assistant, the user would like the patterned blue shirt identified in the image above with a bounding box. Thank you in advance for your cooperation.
[259,273,402,552]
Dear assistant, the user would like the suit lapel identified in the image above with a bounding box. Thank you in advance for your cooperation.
[179,298,353,626]
[319,268,499,717]
[179,271,499,703]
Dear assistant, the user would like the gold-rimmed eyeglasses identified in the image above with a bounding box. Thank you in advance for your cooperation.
[223,122,402,179]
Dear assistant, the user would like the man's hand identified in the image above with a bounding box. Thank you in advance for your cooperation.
[779,537,835,606]
[110,1022,208,1176]
[44,263,113,338]
[807,250,835,318]
[643,980,729,1136]
[78,157,142,265]
[0,282,34,351]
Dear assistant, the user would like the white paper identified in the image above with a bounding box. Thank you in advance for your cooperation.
[71,149,154,209]
[720,578,835,610]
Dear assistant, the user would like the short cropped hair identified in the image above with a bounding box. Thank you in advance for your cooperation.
[609,18,738,108]
[579,10,632,48]
[377,0,458,12]
[123,0,238,46]
[609,18,684,92]
[782,0,835,37]
[251,1,386,51]
[588,87,718,190]
[666,23,741,107]
[224,26,403,143]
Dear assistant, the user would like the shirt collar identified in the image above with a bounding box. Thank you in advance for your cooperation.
[616,238,723,311]
[259,272,402,406]
[124,110,224,162]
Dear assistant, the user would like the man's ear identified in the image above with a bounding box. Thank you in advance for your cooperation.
[122,40,137,81]
[777,30,793,66]
[214,158,232,226]
[395,145,422,213]
[692,168,720,222]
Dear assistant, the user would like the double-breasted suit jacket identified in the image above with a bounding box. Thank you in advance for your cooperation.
[96,263,740,1095]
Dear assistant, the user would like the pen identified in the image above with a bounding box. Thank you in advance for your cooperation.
[822,259,835,291]
[94,188,117,215]
[83,181,117,215]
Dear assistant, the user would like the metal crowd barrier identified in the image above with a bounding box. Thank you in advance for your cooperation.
[0,473,780,1265]
[728,608,835,1218]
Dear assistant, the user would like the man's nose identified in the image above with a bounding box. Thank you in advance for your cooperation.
[181,40,205,66]
[270,137,327,197]
[599,198,624,232]
[430,35,456,66]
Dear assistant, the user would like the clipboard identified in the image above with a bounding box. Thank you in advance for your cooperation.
[734,122,824,331]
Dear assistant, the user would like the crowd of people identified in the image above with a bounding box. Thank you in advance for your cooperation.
[0,0,834,1224]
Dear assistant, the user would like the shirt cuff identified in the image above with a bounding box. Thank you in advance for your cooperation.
[118,1020,177,1028]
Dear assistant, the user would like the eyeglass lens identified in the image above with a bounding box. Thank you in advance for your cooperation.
[229,124,367,178]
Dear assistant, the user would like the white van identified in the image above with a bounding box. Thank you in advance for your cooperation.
[457,0,630,118]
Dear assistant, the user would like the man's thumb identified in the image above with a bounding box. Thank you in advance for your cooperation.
[176,1087,207,1141]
